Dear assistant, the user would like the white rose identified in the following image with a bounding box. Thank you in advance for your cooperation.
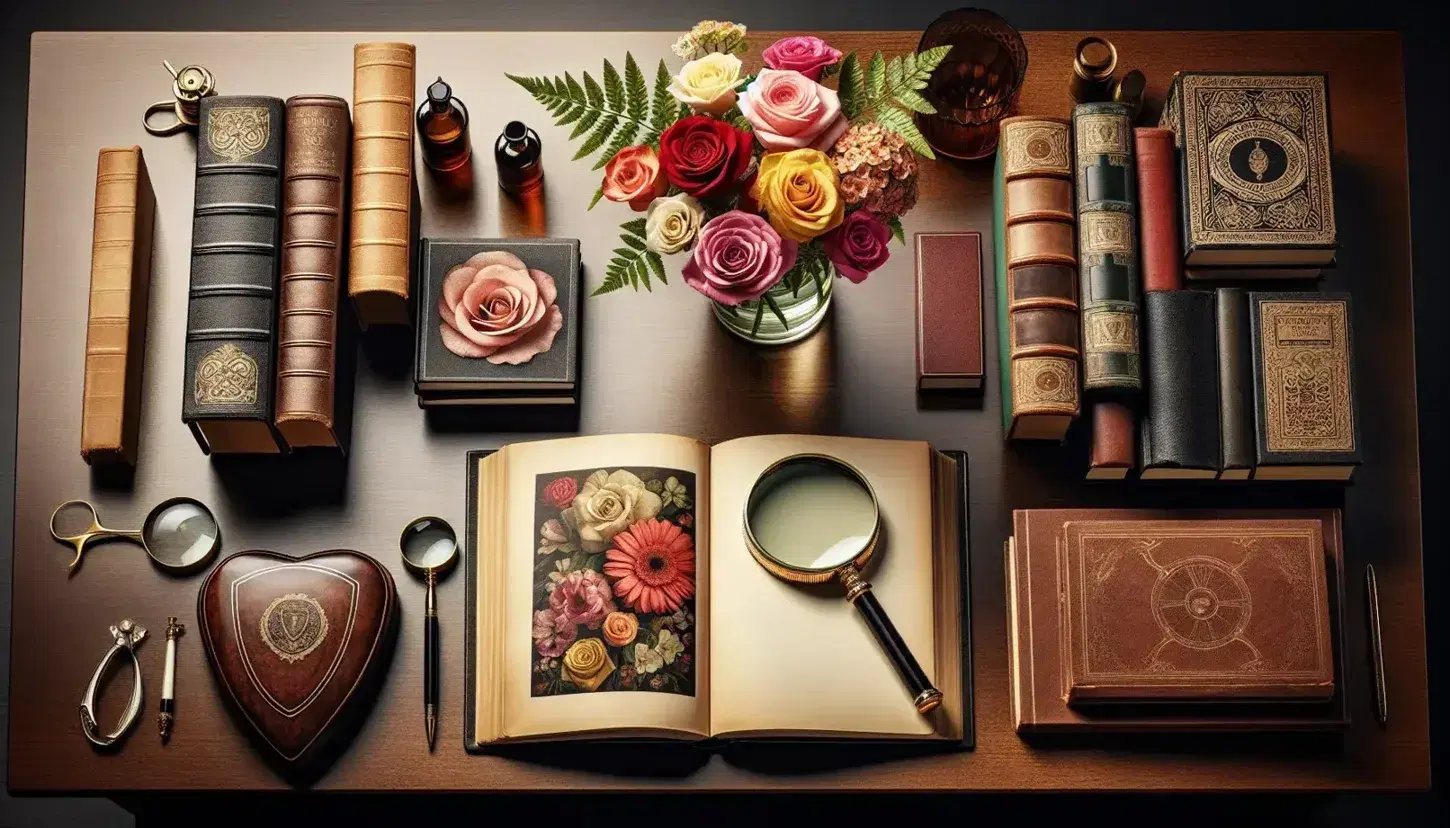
[668,53,741,115]
[563,470,663,552]
[644,195,706,255]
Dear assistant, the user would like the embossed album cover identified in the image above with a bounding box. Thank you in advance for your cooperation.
[1161,72,1336,268]
[1061,518,1335,703]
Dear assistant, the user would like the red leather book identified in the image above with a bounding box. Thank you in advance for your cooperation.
[915,232,984,391]
[1086,401,1133,479]
[1135,127,1183,293]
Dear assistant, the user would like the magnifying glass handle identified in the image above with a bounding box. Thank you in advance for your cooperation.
[424,575,439,751]
[843,571,944,715]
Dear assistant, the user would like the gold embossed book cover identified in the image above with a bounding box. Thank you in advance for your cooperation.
[1061,518,1334,703]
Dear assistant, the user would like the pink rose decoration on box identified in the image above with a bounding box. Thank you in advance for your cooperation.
[601,145,667,211]
[542,475,579,509]
[761,36,843,81]
[548,569,617,630]
[682,211,798,306]
[822,210,892,283]
[737,69,849,153]
[438,250,564,364]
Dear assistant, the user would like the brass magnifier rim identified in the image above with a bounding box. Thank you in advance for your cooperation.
[399,516,461,578]
[742,453,881,584]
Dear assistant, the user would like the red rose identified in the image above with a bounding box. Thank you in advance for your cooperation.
[822,210,892,284]
[658,116,753,199]
[542,476,578,509]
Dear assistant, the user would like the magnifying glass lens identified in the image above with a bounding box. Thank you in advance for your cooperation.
[144,500,219,569]
[52,502,98,537]
[402,518,457,569]
[746,458,877,571]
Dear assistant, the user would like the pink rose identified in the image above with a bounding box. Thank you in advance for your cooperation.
[822,210,892,284]
[761,36,843,81]
[737,69,849,152]
[543,476,578,509]
[532,609,576,658]
[548,569,617,630]
[682,211,798,306]
[601,145,666,211]
[438,250,564,364]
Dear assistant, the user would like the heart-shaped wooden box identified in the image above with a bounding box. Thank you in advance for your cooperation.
[197,549,397,774]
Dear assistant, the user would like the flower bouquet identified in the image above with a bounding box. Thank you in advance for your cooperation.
[508,21,949,343]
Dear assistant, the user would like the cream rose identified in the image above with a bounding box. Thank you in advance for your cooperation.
[644,194,705,254]
[668,53,742,116]
[560,638,615,692]
[564,469,663,552]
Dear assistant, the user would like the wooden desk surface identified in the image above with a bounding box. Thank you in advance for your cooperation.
[9,29,1428,792]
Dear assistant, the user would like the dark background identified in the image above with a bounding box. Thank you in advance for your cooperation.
[1,1,1444,825]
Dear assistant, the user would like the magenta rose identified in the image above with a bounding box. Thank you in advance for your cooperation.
[682,211,798,306]
[548,569,617,630]
[737,69,848,152]
[438,250,564,364]
[822,211,892,284]
[761,36,843,81]
[543,476,578,509]
[532,609,576,658]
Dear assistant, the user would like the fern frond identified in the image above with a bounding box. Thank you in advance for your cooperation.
[621,218,647,236]
[595,220,661,295]
[833,45,952,159]
[509,52,667,166]
[867,52,886,99]
[602,59,624,113]
[649,60,677,137]
[625,54,648,125]
[838,53,864,119]
[875,106,936,160]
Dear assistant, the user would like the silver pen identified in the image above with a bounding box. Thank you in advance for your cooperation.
[158,617,183,742]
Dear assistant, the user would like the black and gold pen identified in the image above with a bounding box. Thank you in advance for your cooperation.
[158,616,183,742]
[424,572,440,750]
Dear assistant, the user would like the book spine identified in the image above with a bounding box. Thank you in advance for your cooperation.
[1141,290,1221,474]
[1135,127,1183,292]
[1215,288,1255,477]
[81,146,155,466]
[182,96,286,447]
[999,116,1080,441]
[277,96,351,448]
[994,152,1013,434]
[349,41,416,328]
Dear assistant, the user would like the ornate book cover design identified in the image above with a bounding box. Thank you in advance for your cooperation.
[1162,72,1336,266]
[1061,518,1335,702]
[1073,103,1140,392]
[349,42,416,328]
[530,467,696,697]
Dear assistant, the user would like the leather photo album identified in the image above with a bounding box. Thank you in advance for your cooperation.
[463,435,974,749]
[915,232,984,392]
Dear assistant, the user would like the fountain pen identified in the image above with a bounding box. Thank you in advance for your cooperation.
[425,573,439,750]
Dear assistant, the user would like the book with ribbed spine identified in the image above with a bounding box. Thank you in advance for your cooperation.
[349,42,416,328]
[276,95,353,450]
[81,146,156,466]
[182,95,287,454]
[1216,288,1255,478]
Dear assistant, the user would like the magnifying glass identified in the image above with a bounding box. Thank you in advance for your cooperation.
[49,497,222,574]
[400,516,461,751]
[744,455,943,715]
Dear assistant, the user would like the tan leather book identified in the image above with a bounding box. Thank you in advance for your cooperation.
[1006,508,1349,732]
[80,146,156,466]
[277,95,351,449]
[349,42,416,328]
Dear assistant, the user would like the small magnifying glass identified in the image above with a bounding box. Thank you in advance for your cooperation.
[49,497,222,575]
[744,455,943,715]
[400,516,461,751]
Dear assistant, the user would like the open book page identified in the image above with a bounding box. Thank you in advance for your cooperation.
[481,434,712,741]
[707,435,942,738]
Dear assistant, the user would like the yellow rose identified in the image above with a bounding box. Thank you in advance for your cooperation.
[668,53,741,116]
[751,149,844,243]
[561,638,615,692]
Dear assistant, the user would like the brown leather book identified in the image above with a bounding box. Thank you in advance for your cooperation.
[1006,508,1349,732]
[1061,518,1334,702]
[277,95,351,449]
[349,42,416,328]
[1086,401,1133,479]
[1134,127,1183,293]
[915,232,984,391]
[81,147,156,466]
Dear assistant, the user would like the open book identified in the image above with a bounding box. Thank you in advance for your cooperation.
[464,434,970,747]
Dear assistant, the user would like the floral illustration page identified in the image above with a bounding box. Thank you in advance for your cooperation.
[531,467,696,697]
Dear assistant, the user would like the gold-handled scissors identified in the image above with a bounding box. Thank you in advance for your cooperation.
[143,60,217,137]
[49,497,221,574]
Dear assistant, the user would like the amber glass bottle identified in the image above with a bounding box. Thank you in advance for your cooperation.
[495,121,544,195]
[417,77,471,173]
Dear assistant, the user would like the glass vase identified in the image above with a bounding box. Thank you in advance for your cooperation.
[712,274,834,346]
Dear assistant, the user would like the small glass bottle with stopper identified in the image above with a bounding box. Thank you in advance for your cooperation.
[416,77,472,173]
[495,121,544,195]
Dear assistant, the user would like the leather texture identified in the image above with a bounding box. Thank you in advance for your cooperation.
[1073,103,1141,393]
[1088,401,1134,476]
[349,42,416,328]
[914,232,984,390]
[197,549,397,770]
[1249,292,1360,476]
[183,96,287,454]
[1215,288,1255,476]
[81,146,155,466]
[1142,290,1220,475]
[1062,518,1335,703]
[277,95,351,449]
[1007,508,1350,732]
[1135,127,1184,292]
[995,116,1081,440]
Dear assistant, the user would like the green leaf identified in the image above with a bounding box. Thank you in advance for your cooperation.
[762,293,789,329]
[886,215,905,245]
[886,55,905,95]
[748,300,766,339]
[621,233,646,251]
[649,60,678,137]
[838,53,864,119]
[624,53,648,125]
[895,87,936,115]
[583,72,604,107]
[592,270,629,296]
[593,120,641,170]
[646,250,667,285]
[587,186,605,210]
[511,52,662,165]
[573,114,618,161]
[867,52,886,99]
[875,106,936,160]
[621,217,647,237]
[603,59,624,113]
